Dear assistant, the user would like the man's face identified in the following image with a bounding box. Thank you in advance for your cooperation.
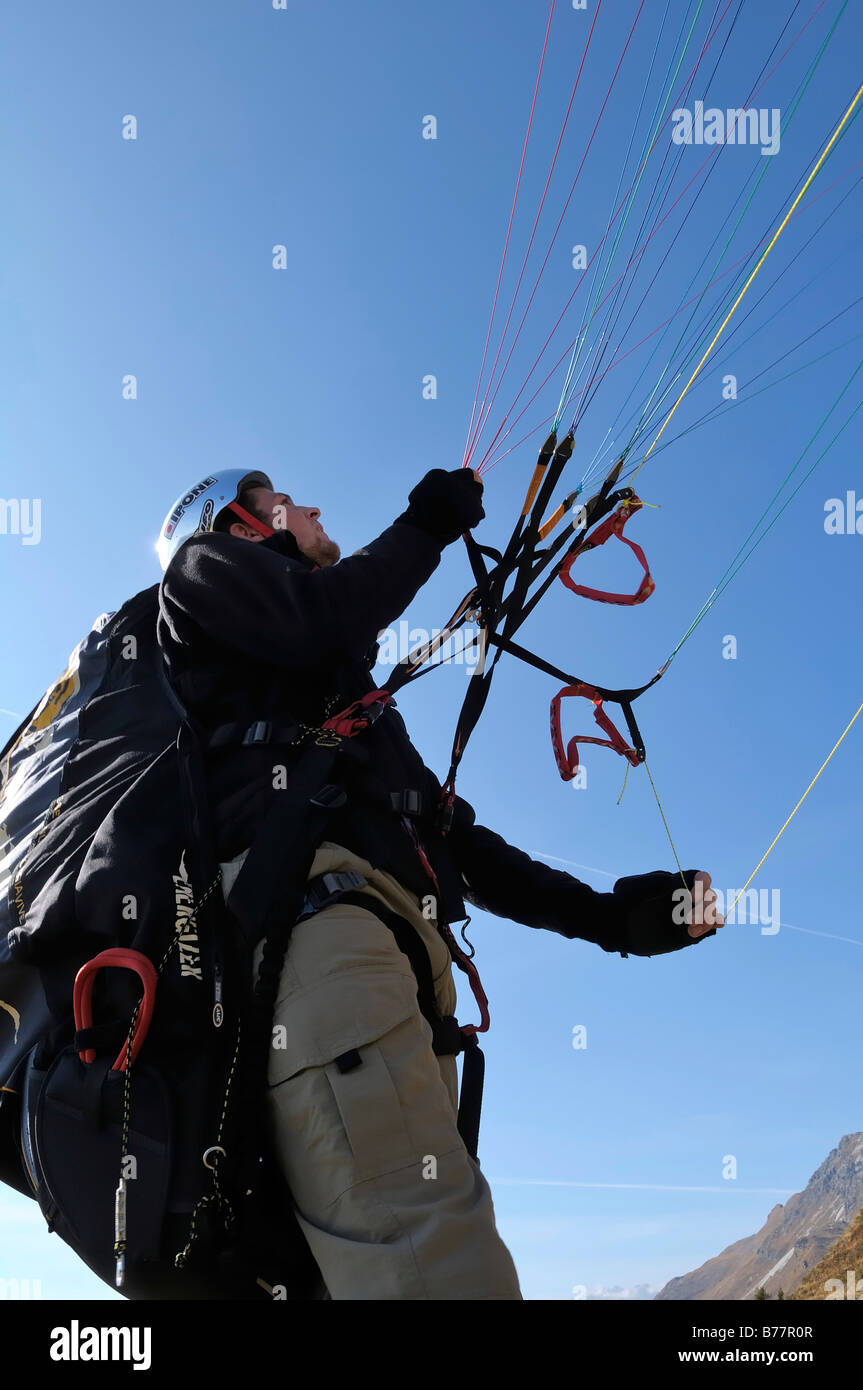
[231,488,341,566]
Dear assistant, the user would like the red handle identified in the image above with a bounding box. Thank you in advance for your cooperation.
[73,948,158,1072]
[550,683,642,782]
[559,499,655,607]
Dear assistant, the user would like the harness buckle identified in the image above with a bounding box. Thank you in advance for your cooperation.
[298,869,368,921]
[391,789,423,817]
[310,783,348,810]
[242,720,272,745]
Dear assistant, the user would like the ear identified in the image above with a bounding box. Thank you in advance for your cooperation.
[228,520,265,542]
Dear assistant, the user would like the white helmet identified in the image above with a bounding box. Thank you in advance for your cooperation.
[156,469,274,571]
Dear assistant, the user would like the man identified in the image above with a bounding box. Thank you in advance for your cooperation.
[156,467,722,1301]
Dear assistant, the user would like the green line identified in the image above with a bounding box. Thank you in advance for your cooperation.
[626,0,850,452]
[555,0,707,422]
[667,357,863,657]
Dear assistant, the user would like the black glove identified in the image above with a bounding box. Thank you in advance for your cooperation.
[613,869,717,958]
[394,468,485,546]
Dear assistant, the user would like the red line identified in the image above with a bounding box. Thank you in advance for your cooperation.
[473,0,740,472]
[461,0,557,469]
[477,0,825,471]
[482,155,863,472]
[465,0,607,469]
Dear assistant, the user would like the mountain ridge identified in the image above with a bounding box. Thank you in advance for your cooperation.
[655,1132,863,1300]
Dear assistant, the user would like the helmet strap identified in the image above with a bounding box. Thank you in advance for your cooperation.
[226,499,275,539]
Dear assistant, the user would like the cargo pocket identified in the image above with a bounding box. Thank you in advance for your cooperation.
[324,1029,417,1182]
[265,960,436,1217]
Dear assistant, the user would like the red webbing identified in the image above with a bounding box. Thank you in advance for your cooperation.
[550,683,641,782]
[559,499,654,606]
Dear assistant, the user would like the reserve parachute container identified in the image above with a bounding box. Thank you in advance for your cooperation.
[0,588,317,1297]
[0,587,181,1094]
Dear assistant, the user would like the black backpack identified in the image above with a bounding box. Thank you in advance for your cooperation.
[0,586,330,1299]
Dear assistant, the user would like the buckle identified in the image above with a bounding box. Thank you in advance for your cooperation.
[299,869,367,921]
[242,720,272,745]
[391,789,423,817]
[319,870,366,897]
[360,698,389,727]
[431,1015,465,1057]
[310,783,348,810]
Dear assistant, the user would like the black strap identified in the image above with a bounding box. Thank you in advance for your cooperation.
[455,1035,484,1165]
[337,891,446,1043]
[224,737,346,946]
[486,632,665,763]
[206,718,304,749]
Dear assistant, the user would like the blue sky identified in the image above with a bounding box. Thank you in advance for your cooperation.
[1,1,861,1301]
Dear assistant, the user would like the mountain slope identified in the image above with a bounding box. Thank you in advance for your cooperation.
[791,1208,863,1300]
[655,1133,863,1300]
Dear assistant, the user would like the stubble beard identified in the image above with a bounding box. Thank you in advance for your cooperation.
[305,534,341,567]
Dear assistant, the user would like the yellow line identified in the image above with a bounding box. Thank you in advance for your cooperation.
[632,82,863,481]
[729,699,863,916]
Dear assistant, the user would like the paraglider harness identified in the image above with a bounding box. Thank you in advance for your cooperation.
[17,681,487,1300]
[211,690,487,1163]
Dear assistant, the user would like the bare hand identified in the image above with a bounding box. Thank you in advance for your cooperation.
[686,871,725,938]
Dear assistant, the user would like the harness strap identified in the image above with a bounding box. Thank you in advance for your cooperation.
[223,739,347,945]
[400,816,490,1037]
[206,719,304,748]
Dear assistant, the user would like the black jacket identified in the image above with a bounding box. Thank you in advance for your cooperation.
[157,519,692,958]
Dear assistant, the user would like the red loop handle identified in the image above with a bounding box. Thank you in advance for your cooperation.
[559,500,655,607]
[73,948,159,1072]
[550,684,641,782]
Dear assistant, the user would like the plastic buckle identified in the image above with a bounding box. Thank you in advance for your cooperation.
[362,699,389,727]
[299,869,367,921]
[391,789,423,817]
[310,783,348,810]
[320,870,366,897]
[242,720,272,745]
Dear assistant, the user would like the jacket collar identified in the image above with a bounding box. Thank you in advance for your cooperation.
[259,528,318,569]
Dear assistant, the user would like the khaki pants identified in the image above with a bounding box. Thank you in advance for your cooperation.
[220,839,522,1301]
